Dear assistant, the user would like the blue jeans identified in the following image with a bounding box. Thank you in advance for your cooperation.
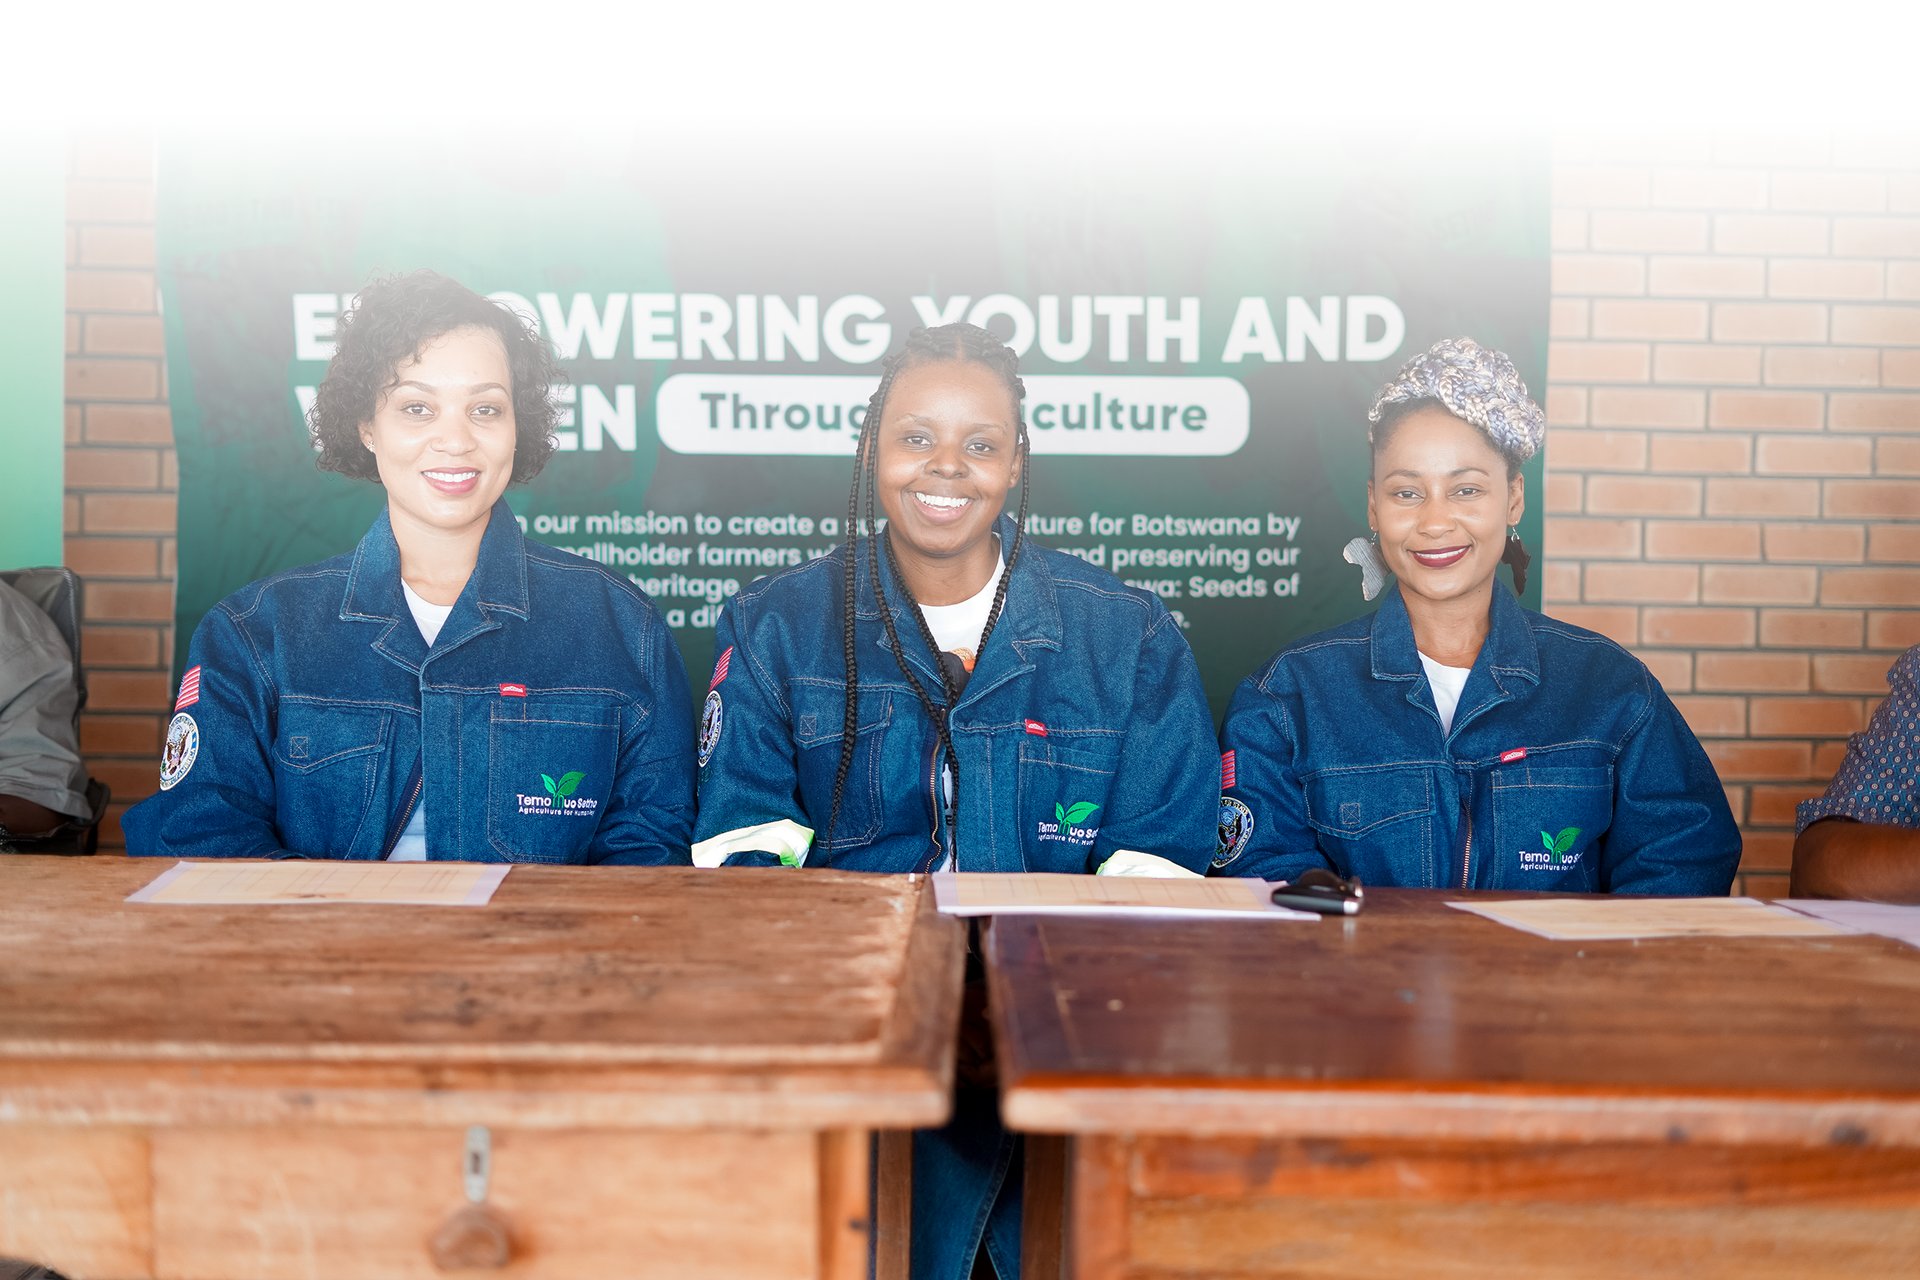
[912,1088,1022,1280]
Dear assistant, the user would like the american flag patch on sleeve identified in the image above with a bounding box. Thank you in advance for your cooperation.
[1220,749,1237,789]
[174,665,201,711]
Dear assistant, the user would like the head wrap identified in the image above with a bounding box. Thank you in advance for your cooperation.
[1367,337,1545,463]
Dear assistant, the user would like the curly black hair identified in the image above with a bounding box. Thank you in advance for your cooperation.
[309,270,562,483]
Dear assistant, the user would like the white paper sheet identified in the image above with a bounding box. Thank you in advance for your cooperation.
[1777,898,1920,948]
[1447,896,1850,941]
[128,860,510,906]
[932,872,1315,920]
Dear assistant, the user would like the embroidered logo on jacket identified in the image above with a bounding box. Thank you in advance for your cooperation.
[1214,797,1254,868]
[1520,825,1584,870]
[159,712,199,790]
[518,771,597,817]
[1037,800,1100,847]
[698,690,723,766]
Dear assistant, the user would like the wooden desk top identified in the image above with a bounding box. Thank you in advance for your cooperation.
[0,857,963,1130]
[987,889,1920,1146]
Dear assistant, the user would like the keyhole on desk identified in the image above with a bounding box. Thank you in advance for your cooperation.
[430,1125,513,1270]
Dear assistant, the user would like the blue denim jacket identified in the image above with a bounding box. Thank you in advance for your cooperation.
[694,518,1218,873]
[1214,583,1740,893]
[123,501,694,863]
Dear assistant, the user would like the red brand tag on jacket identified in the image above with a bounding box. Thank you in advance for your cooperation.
[499,683,528,698]
[1500,748,1527,764]
[1221,749,1237,788]
[1024,719,1048,736]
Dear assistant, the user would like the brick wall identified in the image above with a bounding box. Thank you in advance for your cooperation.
[58,135,1920,882]
[1546,134,1920,896]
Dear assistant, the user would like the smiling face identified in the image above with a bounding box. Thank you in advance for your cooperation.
[1368,404,1524,615]
[871,358,1022,601]
[358,325,518,545]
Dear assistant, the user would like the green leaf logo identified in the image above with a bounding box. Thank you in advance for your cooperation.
[557,771,586,799]
[1063,801,1101,826]
[1549,826,1582,860]
[1055,802,1067,825]
[542,773,559,800]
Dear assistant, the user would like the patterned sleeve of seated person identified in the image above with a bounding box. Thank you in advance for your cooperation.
[1791,644,1920,902]
[1212,337,1740,894]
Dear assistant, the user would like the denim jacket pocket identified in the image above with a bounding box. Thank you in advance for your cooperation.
[273,701,388,855]
[486,706,620,863]
[1491,764,1613,889]
[1303,766,1436,883]
[791,682,894,853]
[1018,733,1122,872]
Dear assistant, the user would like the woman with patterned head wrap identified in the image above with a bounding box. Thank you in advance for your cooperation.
[1213,337,1739,893]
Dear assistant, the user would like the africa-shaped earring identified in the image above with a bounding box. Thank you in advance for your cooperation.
[1507,524,1519,541]
[1343,528,1391,601]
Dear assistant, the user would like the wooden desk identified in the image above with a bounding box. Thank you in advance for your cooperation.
[0,857,963,1279]
[986,889,1920,1279]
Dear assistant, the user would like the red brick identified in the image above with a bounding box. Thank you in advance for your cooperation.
[1868,611,1920,648]
[1554,166,1651,208]
[1752,434,1874,474]
[1831,136,1920,171]
[1876,438,1920,475]
[66,447,160,489]
[85,404,173,445]
[1713,214,1828,255]
[1704,477,1820,518]
[1702,564,1819,606]
[81,493,177,535]
[94,761,162,805]
[1813,739,1852,776]
[86,671,171,713]
[1585,562,1698,604]
[1591,211,1709,253]
[77,226,155,269]
[1825,480,1920,519]
[1644,520,1761,560]
[1707,390,1823,430]
[1636,649,1692,691]
[1650,168,1771,210]
[1761,609,1864,649]
[1869,525,1920,561]
[1749,696,1865,737]
[80,625,162,668]
[62,536,158,578]
[1888,351,1920,388]
[66,270,157,314]
[1763,347,1878,387]
[1542,561,1581,602]
[1821,567,1920,606]
[1591,300,1710,341]
[1642,606,1756,647]
[1712,303,1829,344]
[1833,216,1920,257]
[81,714,165,757]
[1647,255,1765,297]
[63,496,79,534]
[64,405,83,446]
[1654,345,1762,385]
[1771,171,1889,213]
[1894,171,1920,212]
[1545,605,1638,645]
[1747,785,1810,827]
[67,178,155,223]
[1549,298,1588,339]
[161,452,178,492]
[160,540,176,579]
[1696,652,1810,693]
[1832,305,1920,346]
[64,314,80,356]
[70,136,156,180]
[1705,739,1811,781]
[66,358,160,402]
[1738,839,1796,876]
[1827,393,1920,432]
[1548,341,1650,383]
[1543,517,1641,559]
[1544,473,1582,514]
[1814,653,1904,694]
[1547,430,1647,471]
[1648,433,1751,473]
[83,581,173,624]
[82,315,165,357]
[1891,262,1920,301]
[1552,254,1645,296]
[1769,259,1885,301]
[1588,387,1706,429]
[1671,695,1746,737]
[1551,209,1587,251]
[1761,523,1867,563]
[1545,386,1588,426]
[1586,474,1701,516]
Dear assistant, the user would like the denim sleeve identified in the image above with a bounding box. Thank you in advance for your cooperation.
[690,598,808,856]
[120,605,288,858]
[1600,680,1742,895]
[1211,671,1335,882]
[592,601,696,866]
[1796,646,1920,835]
[1092,611,1218,872]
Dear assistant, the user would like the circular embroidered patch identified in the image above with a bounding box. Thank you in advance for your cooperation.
[160,712,200,791]
[697,690,724,767]
[1213,796,1254,868]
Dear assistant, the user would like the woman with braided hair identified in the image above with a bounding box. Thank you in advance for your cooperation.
[691,323,1217,1278]
[1215,336,1739,892]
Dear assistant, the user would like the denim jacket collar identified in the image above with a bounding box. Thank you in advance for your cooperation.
[340,500,530,673]
[1370,581,1541,734]
[853,516,1062,703]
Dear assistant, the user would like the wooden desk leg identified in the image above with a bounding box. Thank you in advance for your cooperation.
[872,1130,914,1280]
[1068,1135,1130,1280]
[1021,1134,1068,1279]
[820,1129,873,1280]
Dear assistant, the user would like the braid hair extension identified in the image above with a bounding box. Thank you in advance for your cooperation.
[821,324,1030,862]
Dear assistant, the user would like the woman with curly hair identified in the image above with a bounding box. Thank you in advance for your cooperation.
[125,271,694,863]
[1214,337,1738,892]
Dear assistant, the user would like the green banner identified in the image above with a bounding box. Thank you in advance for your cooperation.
[157,137,1548,717]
